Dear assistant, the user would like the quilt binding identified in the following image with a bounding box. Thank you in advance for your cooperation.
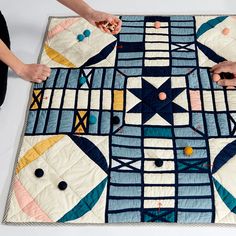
[2,14,236,227]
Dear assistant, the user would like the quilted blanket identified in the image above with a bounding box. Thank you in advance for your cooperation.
[3,15,236,224]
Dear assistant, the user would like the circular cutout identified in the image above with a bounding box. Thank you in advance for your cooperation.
[159,92,167,101]
[154,21,161,29]
[34,168,44,178]
[79,76,87,85]
[77,34,85,42]
[89,115,97,124]
[184,146,193,156]
[222,27,230,35]
[83,29,91,37]
[58,181,68,191]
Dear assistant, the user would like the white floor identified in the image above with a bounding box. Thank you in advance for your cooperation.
[1,0,236,235]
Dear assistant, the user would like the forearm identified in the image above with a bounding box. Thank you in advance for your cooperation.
[57,0,94,18]
[0,40,24,74]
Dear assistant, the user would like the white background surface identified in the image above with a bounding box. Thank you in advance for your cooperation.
[1,0,236,235]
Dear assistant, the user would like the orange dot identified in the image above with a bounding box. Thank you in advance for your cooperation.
[212,73,221,82]
[222,27,230,35]
[159,92,167,101]
[154,21,161,29]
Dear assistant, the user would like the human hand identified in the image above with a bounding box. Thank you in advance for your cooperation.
[211,61,236,87]
[85,10,122,35]
[17,64,51,83]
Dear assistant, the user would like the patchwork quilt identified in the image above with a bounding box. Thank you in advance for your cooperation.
[3,15,236,224]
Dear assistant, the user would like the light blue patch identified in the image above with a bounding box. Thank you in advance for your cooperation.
[175,138,206,148]
[178,173,210,184]
[199,69,211,89]
[171,27,194,35]
[192,112,205,134]
[172,59,196,67]
[104,69,114,88]
[171,35,195,43]
[112,112,123,133]
[67,69,79,88]
[187,69,199,88]
[88,111,99,134]
[109,199,141,211]
[177,211,212,223]
[110,171,141,184]
[170,21,194,27]
[108,211,141,223]
[35,110,47,133]
[100,112,110,134]
[171,51,196,59]
[122,21,144,27]
[112,136,141,146]
[178,198,212,209]
[59,111,74,132]
[120,27,144,34]
[109,185,142,197]
[46,110,59,133]
[114,72,125,89]
[119,34,143,42]
[25,111,37,133]
[118,59,143,67]
[121,16,144,21]
[43,69,57,89]
[174,127,202,137]
[171,16,194,21]
[172,67,193,76]
[177,148,207,159]
[55,69,68,88]
[118,68,142,76]
[205,113,218,136]
[118,52,143,59]
[178,185,211,196]
[112,146,142,158]
[118,125,141,136]
[218,113,229,136]
[92,69,103,88]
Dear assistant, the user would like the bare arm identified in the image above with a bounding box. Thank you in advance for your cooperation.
[57,0,122,34]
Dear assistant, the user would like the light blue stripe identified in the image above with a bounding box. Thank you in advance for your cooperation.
[171,21,194,27]
[121,16,144,21]
[178,185,211,196]
[205,113,218,136]
[104,69,114,88]
[109,199,141,211]
[55,69,68,88]
[178,212,212,223]
[187,69,199,88]
[174,127,202,137]
[118,68,142,76]
[92,69,103,88]
[46,110,59,133]
[67,69,79,88]
[110,172,141,184]
[171,35,195,43]
[177,149,207,159]
[175,139,206,148]
[118,52,143,59]
[109,186,142,197]
[120,34,143,42]
[171,28,194,35]
[119,125,141,136]
[101,112,110,134]
[172,67,193,76]
[88,111,99,134]
[218,113,229,136]
[112,112,123,132]
[112,146,142,158]
[178,173,210,184]
[120,27,144,33]
[114,72,125,89]
[171,51,196,59]
[44,69,57,88]
[192,113,204,133]
[59,111,74,132]
[26,111,37,133]
[172,59,196,67]
[112,136,141,146]
[35,110,47,133]
[200,69,211,89]
[178,199,212,209]
[108,211,141,223]
[118,59,143,67]
[122,21,144,27]
[171,16,194,21]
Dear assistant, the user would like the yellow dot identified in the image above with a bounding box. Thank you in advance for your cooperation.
[184,146,193,156]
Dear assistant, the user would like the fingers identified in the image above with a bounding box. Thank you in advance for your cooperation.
[112,19,122,35]
[218,78,236,87]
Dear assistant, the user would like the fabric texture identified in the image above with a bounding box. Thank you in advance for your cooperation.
[3,15,236,224]
[0,11,10,107]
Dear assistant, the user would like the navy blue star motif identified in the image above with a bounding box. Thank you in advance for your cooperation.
[128,78,186,124]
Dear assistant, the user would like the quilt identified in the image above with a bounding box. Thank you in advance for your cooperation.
[3,15,236,224]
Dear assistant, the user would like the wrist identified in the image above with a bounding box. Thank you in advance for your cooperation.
[12,61,26,77]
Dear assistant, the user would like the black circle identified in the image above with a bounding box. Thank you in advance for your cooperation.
[58,181,68,191]
[34,168,44,178]
[112,116,120,125]
[155,159,164,167]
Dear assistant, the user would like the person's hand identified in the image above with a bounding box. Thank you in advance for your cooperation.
[85,10,122,35]
[17,64,51,83]
[211,61,236,87]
